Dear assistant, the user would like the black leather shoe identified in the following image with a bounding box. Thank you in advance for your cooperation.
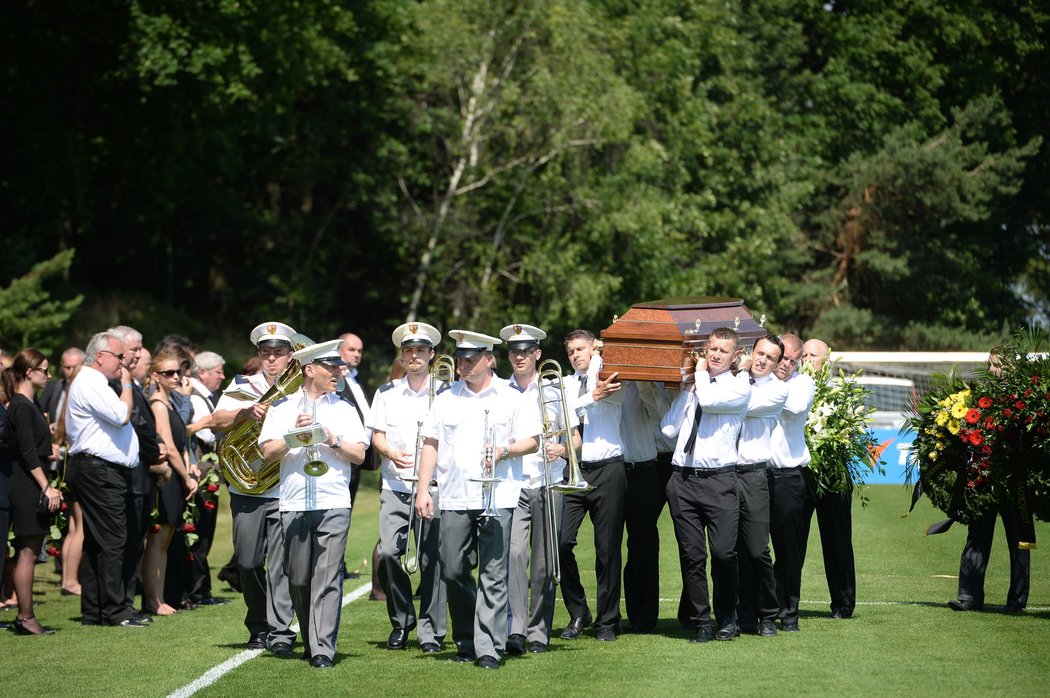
[506,634,527,655]
[759,619,777,637]
[781,622,800,633]
[197,597,229,607]
[690,626,713,643]
[115,618,150,628]
[714,623,738,641]
[476,655,500,669]
[1003,603,1025,614]
[387,628,409,649]
[246,631,268,649]
[560,616,591,640]
[271,642,293,658]
[528,641,547,653]
[595,626,617,642]
[830,609,853,619]
[948,599,983,612]
[420,642,441,654]
[452,652,475,664]
[130,611,154,624]
[310,655,333,669]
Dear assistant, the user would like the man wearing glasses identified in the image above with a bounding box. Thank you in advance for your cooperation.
[769,333,816,632]
[66,331,144,627]
[208,322,298,655]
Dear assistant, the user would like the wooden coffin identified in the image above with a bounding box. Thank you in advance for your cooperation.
[598,296,769,384]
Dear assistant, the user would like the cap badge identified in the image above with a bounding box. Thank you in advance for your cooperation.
[267,323,277,335]
[409,323,418,334]
[514,325,522,334]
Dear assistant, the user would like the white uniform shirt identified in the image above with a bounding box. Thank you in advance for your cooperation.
[66,366,138,467]
[508,374,580,489]
[661,369,751,469]
[737,374,789,465]
[565,372,625,462]
[423,379,541,510]
[770,372,816,468]
[370,376,433,494]
[188,376,217,447]
[258,389,368,512]
[214,373,278,499]
[619,380,669,463]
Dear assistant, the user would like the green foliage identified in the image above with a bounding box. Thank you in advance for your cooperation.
[0,250,83,355]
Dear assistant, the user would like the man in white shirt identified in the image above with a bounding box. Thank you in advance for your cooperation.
[734,335,788,637]
[559,329,626,642]
[260,339,368,669]
[770,333,817,631]
[660,326,751,642]
[414,330,541,670]
[502,324,580,654]
[370,322,448,654]
[210,322,299,654]
[338,331,372,505]
[67,331,143,627]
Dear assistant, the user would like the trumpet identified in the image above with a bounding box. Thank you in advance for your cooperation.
[399,354,454,575]
[301,395,329,478]
[471,409,503,518]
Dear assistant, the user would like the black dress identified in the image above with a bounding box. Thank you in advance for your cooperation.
[2,393,52,537]
[152,399,189,527]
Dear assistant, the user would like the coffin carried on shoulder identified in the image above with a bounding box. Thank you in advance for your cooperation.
[597,296,768,384]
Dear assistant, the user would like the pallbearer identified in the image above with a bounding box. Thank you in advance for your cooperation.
[371,322,448,653]
[259,339,369,668]
[414,330,541,670]
[502,324,581,655]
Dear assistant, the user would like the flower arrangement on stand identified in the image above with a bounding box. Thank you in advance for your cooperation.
[802,359,884,503]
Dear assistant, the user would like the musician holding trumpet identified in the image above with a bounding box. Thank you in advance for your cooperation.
[259,339,369,669]
[370,322,448,654]
[414,330,542,670]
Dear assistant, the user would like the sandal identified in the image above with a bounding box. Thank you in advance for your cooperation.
[14,616,55,636]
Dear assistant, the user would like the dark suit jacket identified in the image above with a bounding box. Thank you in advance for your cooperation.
[37,379,67,424]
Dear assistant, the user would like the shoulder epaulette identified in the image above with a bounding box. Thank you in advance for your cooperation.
[271,396,289,407]
[234,375,251,385]
[378,381,397,393]
[436,381,452,396]
[337,394,357,407]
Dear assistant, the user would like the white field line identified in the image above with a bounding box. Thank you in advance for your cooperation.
[168,581,373,698]
[657,598,1050,611]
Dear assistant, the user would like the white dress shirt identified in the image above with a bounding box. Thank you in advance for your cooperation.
[737,373,789,465]
[770,372,816,468]
[565,371,625,463]
[188,376,217,447]
[508,373,580,489]
[258,389,368,512]
[661,369,751,469]
[370,376,431,494]
[66,366,139,468]
[620,380,669,463]
[422,379,541,510]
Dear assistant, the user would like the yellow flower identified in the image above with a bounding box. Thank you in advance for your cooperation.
[935,411,949,427]
[947,419,960,435]
[929,450,938,461]
[951,402,968,419]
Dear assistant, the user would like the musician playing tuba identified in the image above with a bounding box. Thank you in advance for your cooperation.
[259,338,369,669]
[500,324,581,655]
[413,330,542,670]
[206,322,299,655]
[370,322,449,653]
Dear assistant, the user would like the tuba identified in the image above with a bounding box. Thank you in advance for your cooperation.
[399,354,455,575]
[219,334,314,495]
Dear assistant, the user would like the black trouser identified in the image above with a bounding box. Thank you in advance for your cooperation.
[734,467,777,626]
[559,457,626,631]
[957,505,1030,609]
[186,488,217,602]
[769,467,807,625]
[803,471,856,615]
[623,460,661,631]
[666,467,738,631]
[72,457,135,625]
[124,491,151,608]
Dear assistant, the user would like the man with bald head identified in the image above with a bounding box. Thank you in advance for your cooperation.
[800,337,856,620]
[338,332,373,506]
[768,333,815,631]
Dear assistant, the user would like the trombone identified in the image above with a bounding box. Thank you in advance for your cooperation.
[398,354,455,575]
[536,359,592,585]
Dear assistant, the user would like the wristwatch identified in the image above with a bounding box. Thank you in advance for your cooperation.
[329,436,342,450]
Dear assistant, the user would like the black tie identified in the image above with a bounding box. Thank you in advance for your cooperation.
[749,377,756,385]
[578,375,589,398]
[682,376,716,455]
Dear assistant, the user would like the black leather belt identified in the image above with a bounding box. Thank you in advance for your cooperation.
[736,462,769,473]
[71,453,119,468]
[579,455,624,471]
[623,460,655,471]
[672,464,735,476]
[771,466,805,474]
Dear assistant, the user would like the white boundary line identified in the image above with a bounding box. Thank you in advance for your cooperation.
[168,581,373,698]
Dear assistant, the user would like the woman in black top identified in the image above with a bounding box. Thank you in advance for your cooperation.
[1,349,63,635]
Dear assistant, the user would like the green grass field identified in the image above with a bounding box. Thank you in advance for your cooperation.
[1,479,1047,697]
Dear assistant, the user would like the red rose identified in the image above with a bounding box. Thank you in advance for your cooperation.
[1004,408,1014,418]
[203,500,217,511]
[966,480,976,489]
[981,445,992,456]
[47,546,60,557]
[207,483,219,493]
[1032,375,1041,384]
[182,523,197,533]
[964,408,981,424]
[186,552,196,562]
[150,524,161,534]
[985,417,996,430]
[978,396,993,409]
[1016,400,1026,410]
[1024,389,1033,398]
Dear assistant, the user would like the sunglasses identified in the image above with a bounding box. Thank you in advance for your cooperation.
[156,369,181,378]
[99,349,126,361]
